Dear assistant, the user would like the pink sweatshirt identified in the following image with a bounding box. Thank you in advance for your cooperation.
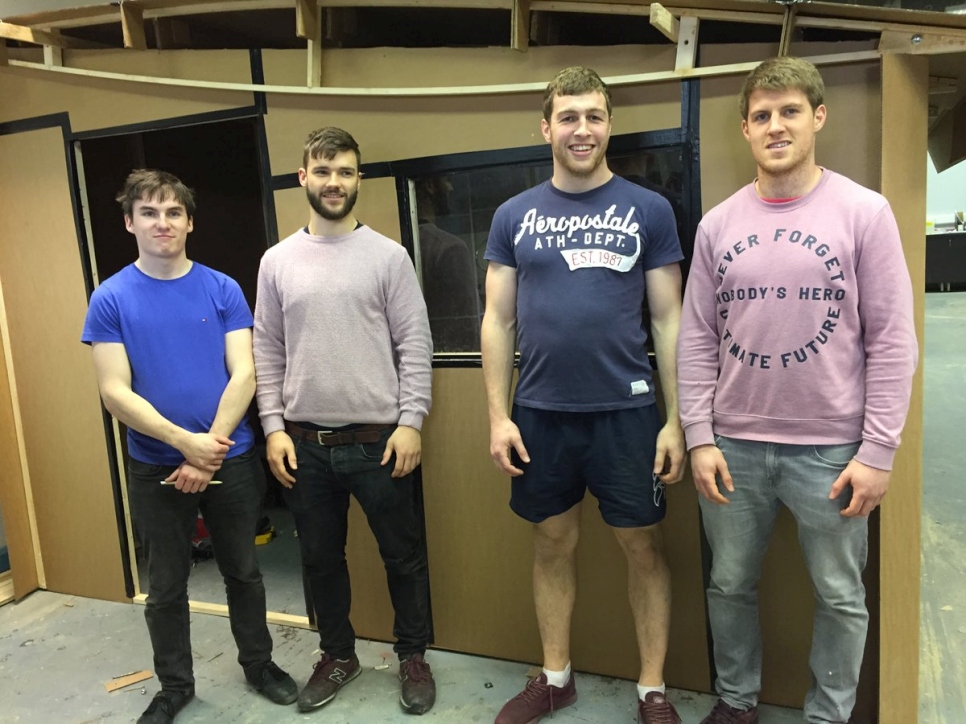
[253,226,433,435]
[677,171,917,471]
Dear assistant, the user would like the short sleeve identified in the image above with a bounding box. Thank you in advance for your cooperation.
[641,193,684,272]
[81,286,123,345]
[484,201,519,268]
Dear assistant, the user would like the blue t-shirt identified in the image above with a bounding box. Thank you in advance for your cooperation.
[485,175,684,411]
[81,262,255,465]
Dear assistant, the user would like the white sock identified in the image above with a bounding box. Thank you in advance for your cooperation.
[543,663,571,688]
[638,683,666,700]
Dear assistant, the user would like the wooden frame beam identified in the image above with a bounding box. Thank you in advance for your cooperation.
[880,29,966,56]
[778,5,797,57]
[675,14,699,72]
[0,21,79,48]
[650,3,680,43]
[0,40,7,68]
[121,2,148,50]
[6,48,880,98]
[43,43,64,67]
[296,0,318,39]
[512,0,530,52]
[305,1,323,87]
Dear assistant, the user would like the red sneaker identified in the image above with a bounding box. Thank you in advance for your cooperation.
[495,672,577,724]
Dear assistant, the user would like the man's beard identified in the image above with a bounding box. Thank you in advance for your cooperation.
[307,186,359,221]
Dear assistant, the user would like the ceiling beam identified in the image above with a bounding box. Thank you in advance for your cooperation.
[296,0,318,40]
[0,20,81,48]
[880,30,966,55]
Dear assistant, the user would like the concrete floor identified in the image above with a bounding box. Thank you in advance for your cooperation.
[0,293,962,724]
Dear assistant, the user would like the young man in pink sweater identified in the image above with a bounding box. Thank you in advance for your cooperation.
[677,58,917,724]
[253,127,435,715]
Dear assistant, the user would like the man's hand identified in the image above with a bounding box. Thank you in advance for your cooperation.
[829,459,891,517]
[165,462,213,494]
[266,431,297,488]
[489,418,529,477]
[690,444,733,505]
[654,422,686,484]
[383,426,421,478]
[177,431,234,471]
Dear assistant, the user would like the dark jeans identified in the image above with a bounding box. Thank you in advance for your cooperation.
[283,426,431,659]
[128,449,273,691]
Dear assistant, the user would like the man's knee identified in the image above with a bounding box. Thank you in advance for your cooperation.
[533,515,580,558]
[614,525,667,569]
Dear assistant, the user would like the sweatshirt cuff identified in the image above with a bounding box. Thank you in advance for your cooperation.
[261,414,285,437]
[398,411,425,432]
[854,439,897,472]
[684,421,715,451]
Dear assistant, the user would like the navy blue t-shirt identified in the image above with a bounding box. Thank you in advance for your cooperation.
[485,175,683,412]
[82,262,255,465]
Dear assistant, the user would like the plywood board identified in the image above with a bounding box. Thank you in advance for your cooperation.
[0,128,126,602]
[878,51,928,724]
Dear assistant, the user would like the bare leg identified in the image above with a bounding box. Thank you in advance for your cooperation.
[613,524,672,687]
[533,503,583,671]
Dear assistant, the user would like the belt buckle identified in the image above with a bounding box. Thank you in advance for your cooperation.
[316,430,334,445]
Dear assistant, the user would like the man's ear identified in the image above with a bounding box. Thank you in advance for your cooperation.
[298,167,308,187]
[124,215,135,234]
[541,118,551,144]
[813,104,828,132]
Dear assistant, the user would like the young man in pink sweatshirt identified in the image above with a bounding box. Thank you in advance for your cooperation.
[677,58,917,724]
[253,127,435,716]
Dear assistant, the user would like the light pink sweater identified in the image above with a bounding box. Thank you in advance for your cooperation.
[254,226,432,435]
[677,171,918,471]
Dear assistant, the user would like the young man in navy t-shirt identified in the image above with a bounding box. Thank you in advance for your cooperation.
[482,67,686,724]
[82,170,296,724]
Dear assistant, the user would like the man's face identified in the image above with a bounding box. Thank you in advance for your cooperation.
[541,91,612,181]
[299,150,361,221]
[125,196,193,261]
[741,87,826,181]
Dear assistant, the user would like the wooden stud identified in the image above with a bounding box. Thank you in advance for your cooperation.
[778,5,797,57]
[530,1,648,15]
[512,0,530,52]
[880,29,966,55]
[121,2,148,50]
[0,21,78,48]
[306,3,323,88]
[675,14,699,72]
[44,42,64,67]
[296,0,318,40]
[649,3,679,44]
[0,40,7,68]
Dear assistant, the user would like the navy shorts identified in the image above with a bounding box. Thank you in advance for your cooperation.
[509,403,667,528]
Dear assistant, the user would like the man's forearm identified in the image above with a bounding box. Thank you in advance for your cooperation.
[101,384,190,451]
[651,319,682,424]
[481,317,516,424]
[209,369,256,439]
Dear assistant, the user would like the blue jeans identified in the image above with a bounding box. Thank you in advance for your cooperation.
[699,436,868,723]
[128,449,273,692]
[283,426,431,658]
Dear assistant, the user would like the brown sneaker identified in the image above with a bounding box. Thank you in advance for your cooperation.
[399,653,436,715]
[700,698,760,724]
[638,690,682,724]
[494,672,577,724]
[296,653,361,712]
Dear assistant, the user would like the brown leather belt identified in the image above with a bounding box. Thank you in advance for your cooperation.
[284,420,392,447]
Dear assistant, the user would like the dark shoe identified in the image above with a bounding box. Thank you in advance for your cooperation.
[246,660,298,705]
[297,653,361,712]
[136,689,194,724]
[399,653,436,715]
[700,698,760,724]
[638,690,682,724]
[494,672,577,724]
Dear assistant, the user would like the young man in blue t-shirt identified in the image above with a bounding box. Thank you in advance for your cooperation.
[481,67,686,724]
[81,170,297,724]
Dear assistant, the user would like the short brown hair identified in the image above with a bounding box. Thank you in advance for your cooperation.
[116,169,195,218]
[542,66,613,122]
[739,57,825,120]
[302,126,361,169]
